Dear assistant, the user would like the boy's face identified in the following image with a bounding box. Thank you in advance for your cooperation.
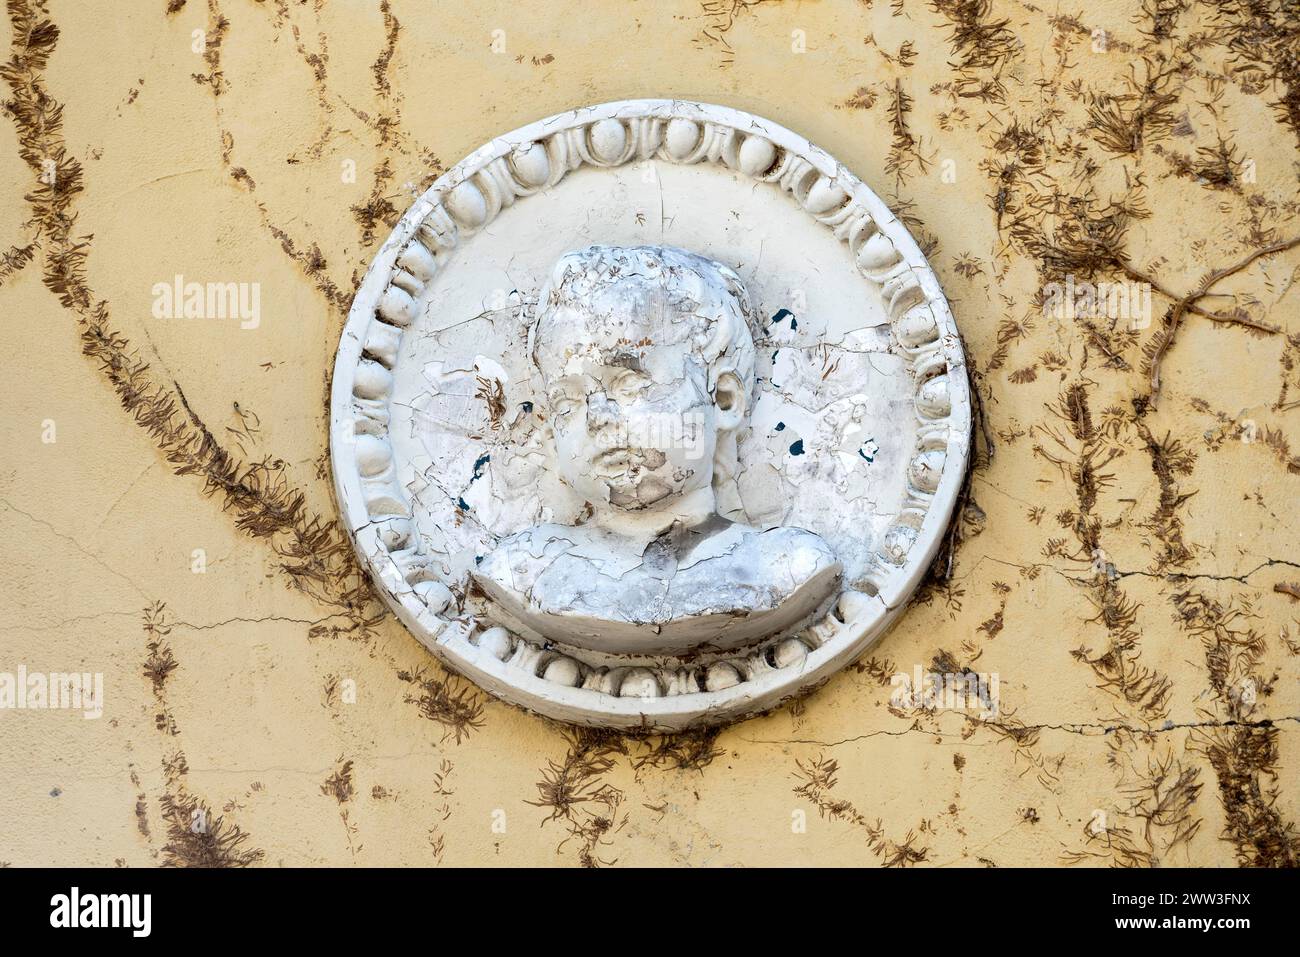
[536,297,718,511]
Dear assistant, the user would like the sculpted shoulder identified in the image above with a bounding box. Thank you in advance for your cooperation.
[753,525,842,584]
[474,524,577,598]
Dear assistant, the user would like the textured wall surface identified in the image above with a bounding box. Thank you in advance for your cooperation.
[1,0,1297,867]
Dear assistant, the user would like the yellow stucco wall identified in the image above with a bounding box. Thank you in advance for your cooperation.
[1,0,1297,867]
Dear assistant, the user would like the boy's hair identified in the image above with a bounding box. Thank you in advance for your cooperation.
[531,244,758,416]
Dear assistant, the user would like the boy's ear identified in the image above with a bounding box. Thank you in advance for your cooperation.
[714,371,745,431]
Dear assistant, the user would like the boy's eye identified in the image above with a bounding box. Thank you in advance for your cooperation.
[612,371,650,396]
[550,394,580,417]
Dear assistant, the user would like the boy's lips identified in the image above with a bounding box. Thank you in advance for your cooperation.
[592,447,633,466]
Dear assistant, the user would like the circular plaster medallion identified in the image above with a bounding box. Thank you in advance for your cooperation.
[330,99,971,730]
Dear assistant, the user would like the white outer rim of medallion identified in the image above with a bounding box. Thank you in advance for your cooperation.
[329,99,972,730]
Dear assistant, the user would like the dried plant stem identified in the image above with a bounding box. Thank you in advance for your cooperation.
[1117,262,1274,329]
[1145,236,1300,404]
